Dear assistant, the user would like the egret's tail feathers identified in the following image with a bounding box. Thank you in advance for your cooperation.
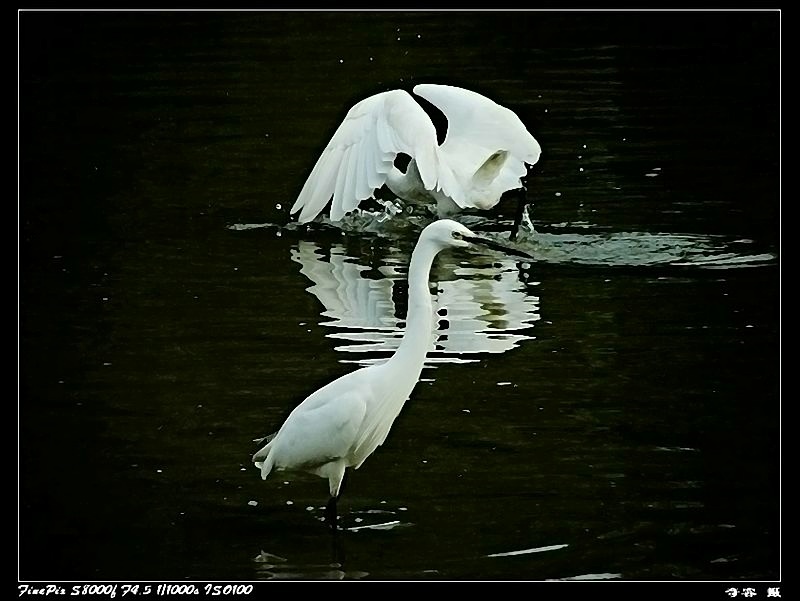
[253,442,276,481]
[252,431,277,448]
[252,445,270,463]
[258,455,275,481]
[252,433,277,471]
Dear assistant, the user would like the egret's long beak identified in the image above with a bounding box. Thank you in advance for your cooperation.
[463,234,534,259]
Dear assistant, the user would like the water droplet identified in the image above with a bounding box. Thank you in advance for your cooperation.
[555,192,561,197]
[275,203,282,210]
[248,500,258,506]
[286,500,294,505]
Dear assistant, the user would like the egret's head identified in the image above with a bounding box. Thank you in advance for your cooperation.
[419,219,476,250]
[444,219,477,249]
[423,219,533,258]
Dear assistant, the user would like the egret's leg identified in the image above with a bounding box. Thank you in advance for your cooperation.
[324,496,338,529]
[323,463,347,530]
[510,183,530,242]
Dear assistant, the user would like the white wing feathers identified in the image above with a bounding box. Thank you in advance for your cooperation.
[291,90,439,223]
[290,84,541,222]
[413,84,541,208]
[413,84,541,165]
[268,377,369,471]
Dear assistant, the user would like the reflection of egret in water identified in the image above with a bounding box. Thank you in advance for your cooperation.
[290,240,540,366]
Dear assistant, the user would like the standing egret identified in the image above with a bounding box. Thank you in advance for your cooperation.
[253,219,532,527]
[289,84,542,230]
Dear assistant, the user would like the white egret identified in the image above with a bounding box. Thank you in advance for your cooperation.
[289,84,542,228]
[253,219,532,527]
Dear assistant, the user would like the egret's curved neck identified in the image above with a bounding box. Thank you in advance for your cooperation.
[387,239,438,374]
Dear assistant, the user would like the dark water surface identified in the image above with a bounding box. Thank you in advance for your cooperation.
[19,10,779,583]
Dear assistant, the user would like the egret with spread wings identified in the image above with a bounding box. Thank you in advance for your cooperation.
[290,84,542,225]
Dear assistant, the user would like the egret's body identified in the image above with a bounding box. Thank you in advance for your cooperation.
[290,84,542,224]
[253,219,530,524]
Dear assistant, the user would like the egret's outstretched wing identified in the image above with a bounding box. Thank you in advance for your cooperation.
[414,84,541,163]
[291,90,440,223]
[413,84,541,206]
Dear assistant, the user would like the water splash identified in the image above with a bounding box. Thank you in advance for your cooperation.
[515,228,776,268]
[510,205,776,268]
[229,204,776,269]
